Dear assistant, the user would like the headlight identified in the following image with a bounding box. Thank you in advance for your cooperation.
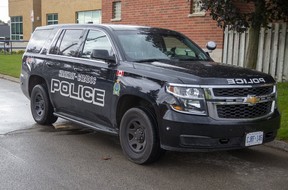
[166,84,207,115]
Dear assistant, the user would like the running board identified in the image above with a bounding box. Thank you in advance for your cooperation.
[54,112,118,135]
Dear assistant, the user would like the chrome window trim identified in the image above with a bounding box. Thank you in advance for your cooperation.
[46,27,118,64]
[44,53,107,65]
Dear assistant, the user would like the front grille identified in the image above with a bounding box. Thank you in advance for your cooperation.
[213,86,273,97]
[217,102,272,119]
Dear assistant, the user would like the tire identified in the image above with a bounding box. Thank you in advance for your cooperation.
[119,107,162,164]
[30,84,58,125]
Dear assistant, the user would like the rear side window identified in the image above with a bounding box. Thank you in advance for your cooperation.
[50,29,84,57]
[26,29,53,53]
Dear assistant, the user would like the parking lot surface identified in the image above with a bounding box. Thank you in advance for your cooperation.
[1,78,288,190]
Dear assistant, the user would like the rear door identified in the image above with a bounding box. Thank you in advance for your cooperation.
[47,28,85,113]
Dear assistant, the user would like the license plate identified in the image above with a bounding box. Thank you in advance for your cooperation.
[245,131,264,146]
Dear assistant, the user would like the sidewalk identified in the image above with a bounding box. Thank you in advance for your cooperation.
[1,73,287,153]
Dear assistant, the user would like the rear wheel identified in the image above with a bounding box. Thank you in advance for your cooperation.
[31,84,57,125]
[119,107,162,164]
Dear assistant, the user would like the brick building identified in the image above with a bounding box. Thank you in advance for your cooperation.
[8,0,102,40]
[102,0,224,61]
[9,0,41,40]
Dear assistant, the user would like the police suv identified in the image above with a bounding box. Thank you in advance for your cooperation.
[21,24,280,164]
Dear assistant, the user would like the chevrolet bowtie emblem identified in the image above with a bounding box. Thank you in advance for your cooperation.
[244,95,260,105]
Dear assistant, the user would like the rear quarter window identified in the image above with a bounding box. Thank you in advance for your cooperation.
[26,29,54,53]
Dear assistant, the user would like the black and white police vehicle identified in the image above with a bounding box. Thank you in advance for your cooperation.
[21,24,280,164]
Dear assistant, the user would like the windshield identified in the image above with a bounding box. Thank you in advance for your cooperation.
[115,29,211,62]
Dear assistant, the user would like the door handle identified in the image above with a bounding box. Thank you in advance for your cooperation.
[46,62,54,67]
[73,67,83,72]
[74,67,93,73]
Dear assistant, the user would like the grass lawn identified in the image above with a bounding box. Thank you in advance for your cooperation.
[0,54,22,78]
[277,82,288,141]
[0,54,287,140]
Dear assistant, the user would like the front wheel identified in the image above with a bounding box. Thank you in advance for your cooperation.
[30,84,58,125]
[119,107,162,164]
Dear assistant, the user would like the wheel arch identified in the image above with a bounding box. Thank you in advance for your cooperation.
[28,75,48,97]
[116,94,159,130]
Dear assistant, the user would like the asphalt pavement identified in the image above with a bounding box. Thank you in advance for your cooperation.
[1,77,288,190]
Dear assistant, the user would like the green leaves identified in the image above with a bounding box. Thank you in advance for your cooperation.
[201,0,288,32]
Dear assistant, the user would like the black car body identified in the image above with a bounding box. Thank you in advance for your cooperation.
[21,24,280,164]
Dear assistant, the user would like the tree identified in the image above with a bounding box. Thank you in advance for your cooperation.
[201,0,288,69]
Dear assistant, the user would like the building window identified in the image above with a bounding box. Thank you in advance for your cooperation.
[47,14,58,25]
[112,1,121,21]
[76,10,101,24]
[189,0,205,16]
[10,16,23,40]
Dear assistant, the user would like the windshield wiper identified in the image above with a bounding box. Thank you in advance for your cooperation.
[134,58,170,63]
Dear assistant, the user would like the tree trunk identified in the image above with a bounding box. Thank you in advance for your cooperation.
[244,25,261,69]
[244,0,264,70]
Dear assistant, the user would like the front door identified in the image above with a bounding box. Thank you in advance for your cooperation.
[70,29,117,130]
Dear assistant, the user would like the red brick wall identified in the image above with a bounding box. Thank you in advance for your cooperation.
[102,0,224,48]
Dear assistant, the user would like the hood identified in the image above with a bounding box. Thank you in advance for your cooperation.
[132,60,275,85]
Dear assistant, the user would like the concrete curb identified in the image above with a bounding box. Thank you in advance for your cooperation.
[0,74,288,153]
[0,74,20,83]
[265,140,288,152]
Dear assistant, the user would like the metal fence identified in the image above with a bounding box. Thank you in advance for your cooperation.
[223,23,288,82]
[0,40,28,54]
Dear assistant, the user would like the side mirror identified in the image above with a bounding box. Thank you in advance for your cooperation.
[91,49,116,63]
[206,41,217,52]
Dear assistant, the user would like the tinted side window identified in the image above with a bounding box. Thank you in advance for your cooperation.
[27,29,53,53]
[41,29,58,54]
[50,29,83,57]
[81,30,114,59]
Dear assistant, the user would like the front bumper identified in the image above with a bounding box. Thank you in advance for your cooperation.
[159,110,281,152]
